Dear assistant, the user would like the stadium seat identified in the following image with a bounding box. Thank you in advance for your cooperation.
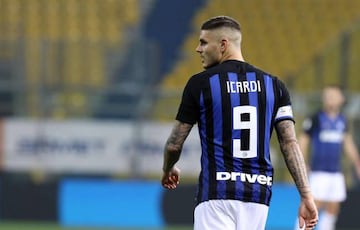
[153,0,360,120]
[0,0,140,118]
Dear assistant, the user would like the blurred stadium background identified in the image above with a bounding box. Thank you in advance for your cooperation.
[0,0,360,229]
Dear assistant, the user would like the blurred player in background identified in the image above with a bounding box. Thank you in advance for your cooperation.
[161,16,318,230]
[294,85,360,230]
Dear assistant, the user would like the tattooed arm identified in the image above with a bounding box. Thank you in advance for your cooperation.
[161,120,193,189]
[276,120,310,196]
[275,120,318,229]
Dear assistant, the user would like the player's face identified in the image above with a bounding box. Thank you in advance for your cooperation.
[196,30,222,69]
[322,87,344,111]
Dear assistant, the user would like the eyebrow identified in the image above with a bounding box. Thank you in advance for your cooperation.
[199,38,207,43]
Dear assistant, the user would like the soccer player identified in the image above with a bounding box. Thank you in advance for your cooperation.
[294,85,360,230]
[161,16,318,230]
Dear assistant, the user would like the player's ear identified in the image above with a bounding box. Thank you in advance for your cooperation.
[220,38,228,52]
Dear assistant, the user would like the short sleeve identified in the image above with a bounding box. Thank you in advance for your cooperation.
[302,114,317,135]
[274,79,294,123]
[175,76,200,125]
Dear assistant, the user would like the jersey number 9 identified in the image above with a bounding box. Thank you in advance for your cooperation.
[233,106,257,158]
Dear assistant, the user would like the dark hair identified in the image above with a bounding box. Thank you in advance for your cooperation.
[201,16,241,31]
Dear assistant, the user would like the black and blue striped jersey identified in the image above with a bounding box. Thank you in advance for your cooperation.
[303,111,348,172]
[176,60,294,206]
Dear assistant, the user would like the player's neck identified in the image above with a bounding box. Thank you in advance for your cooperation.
[221,52,244,63]
[324,109,340,119]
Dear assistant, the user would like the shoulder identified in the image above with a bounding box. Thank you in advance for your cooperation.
[303,111,320,130]
[182,71,208,96]
[312,111,322,119]
[338,112,348,121]
[307,111,321,123]
[185,71,207,88]
[338,113,349,128]
[245,62,278,78]
[246,63,288,89]
[186,65,222,85]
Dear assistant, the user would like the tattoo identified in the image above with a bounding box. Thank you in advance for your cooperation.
[276,120,311,197]
[162,121,193,173]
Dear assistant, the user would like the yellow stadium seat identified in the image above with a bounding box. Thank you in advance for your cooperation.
[0,0,141,118]
[153,0,360,120]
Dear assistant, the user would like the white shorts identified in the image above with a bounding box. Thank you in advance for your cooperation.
[194,200,269,230]
[309,172,346,202]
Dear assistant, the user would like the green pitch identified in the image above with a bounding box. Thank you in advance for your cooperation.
[0,221,192,230]
[0,222,356,230]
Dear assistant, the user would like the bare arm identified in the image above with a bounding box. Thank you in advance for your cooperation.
[275,120,311,198]
[343,133,360,179]
[276,119,318,228]
[162,120,193,173]
[161,121,193,189]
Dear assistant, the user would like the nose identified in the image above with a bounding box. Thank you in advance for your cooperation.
[196,45,201,53]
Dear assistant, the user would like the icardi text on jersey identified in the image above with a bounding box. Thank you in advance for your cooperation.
[176,60,294,207]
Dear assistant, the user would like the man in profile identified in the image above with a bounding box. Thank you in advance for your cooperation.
[161,16,318,230]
